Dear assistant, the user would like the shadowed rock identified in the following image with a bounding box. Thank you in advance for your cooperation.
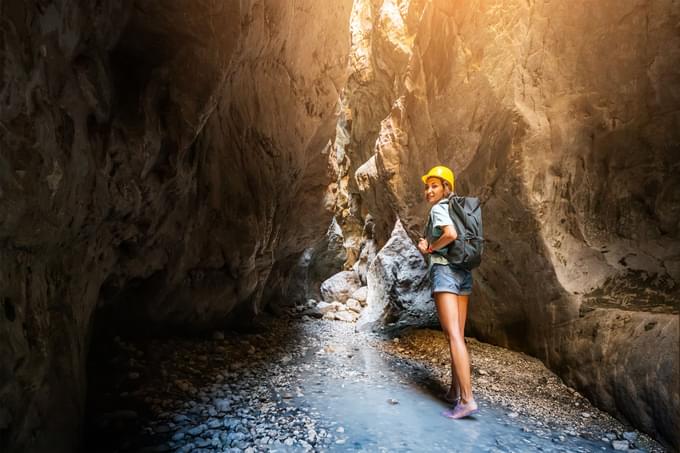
[0,1,352,451]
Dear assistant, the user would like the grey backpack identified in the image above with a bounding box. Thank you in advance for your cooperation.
[444,195,484,270]
[425,195,484,270]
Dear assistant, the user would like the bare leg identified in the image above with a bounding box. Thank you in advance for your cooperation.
[444,294,469,400]
[435,292,473,403]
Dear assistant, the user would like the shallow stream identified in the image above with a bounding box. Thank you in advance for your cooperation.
[85,318,660,452]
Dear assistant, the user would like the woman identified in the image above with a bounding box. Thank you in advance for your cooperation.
[417,165,478,419]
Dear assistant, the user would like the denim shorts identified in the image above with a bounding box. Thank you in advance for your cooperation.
[430,263,473,296]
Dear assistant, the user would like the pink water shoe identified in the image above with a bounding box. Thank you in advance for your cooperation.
[442,399,479,419]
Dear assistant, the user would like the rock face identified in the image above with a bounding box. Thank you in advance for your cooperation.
[327,0,680,448]
[0,1,351,452]
[1,0,679,451]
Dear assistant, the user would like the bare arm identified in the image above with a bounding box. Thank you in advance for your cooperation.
[429,225,457,251]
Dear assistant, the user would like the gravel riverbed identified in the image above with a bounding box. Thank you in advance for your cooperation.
[85,317,666,452]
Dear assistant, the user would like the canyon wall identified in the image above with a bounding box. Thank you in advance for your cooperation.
[329,0,679,448]
[0,1,352,451]
[1,0,679,451]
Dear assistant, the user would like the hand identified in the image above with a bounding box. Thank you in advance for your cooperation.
[417,238,429,254]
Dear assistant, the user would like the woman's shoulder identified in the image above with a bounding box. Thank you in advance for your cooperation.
[430,198,450,215]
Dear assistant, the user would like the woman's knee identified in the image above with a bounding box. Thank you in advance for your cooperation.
[442,326,463,343]
[448,329,464,344]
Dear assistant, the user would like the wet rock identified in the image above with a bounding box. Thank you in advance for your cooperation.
[214,398,231,413]
[172,432,185,441]
[612,439,630,450]
[188,424,207,436]
[623,432,638,442]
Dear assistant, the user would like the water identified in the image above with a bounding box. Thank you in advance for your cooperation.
[86,319,654,452]
[296,340,612,452]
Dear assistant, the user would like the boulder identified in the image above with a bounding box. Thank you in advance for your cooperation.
[356,220,436,331]
[320,271,362,305]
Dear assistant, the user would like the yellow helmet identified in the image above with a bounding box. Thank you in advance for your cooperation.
[421,165,455,190]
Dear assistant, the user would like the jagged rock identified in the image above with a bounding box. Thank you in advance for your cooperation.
[320,271,362,305]
[353,241,379,284]
[356,220,435,331]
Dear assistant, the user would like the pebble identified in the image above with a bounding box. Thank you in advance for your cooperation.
[207,419,221,429]
[612,439,630,450]
[188,424,206,436]
[623,432,638,442]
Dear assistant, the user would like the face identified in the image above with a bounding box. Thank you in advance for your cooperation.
[424,177,448,204]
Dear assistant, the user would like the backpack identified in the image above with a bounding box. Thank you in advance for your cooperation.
[444,195,484,269]
[426,195,484,270]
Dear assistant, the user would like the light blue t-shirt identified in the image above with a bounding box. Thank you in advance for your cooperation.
[427,199,455,268]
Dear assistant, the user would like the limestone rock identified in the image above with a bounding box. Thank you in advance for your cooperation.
[334,311,356,323]
[351,287,368,305]
[315,301,335,315]
[346,299,362,313]
[356,220,435,331]
[320,271,362,305]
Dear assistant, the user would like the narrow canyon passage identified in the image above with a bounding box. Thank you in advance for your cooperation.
[2,1,678,452]
[84,316,664,453]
